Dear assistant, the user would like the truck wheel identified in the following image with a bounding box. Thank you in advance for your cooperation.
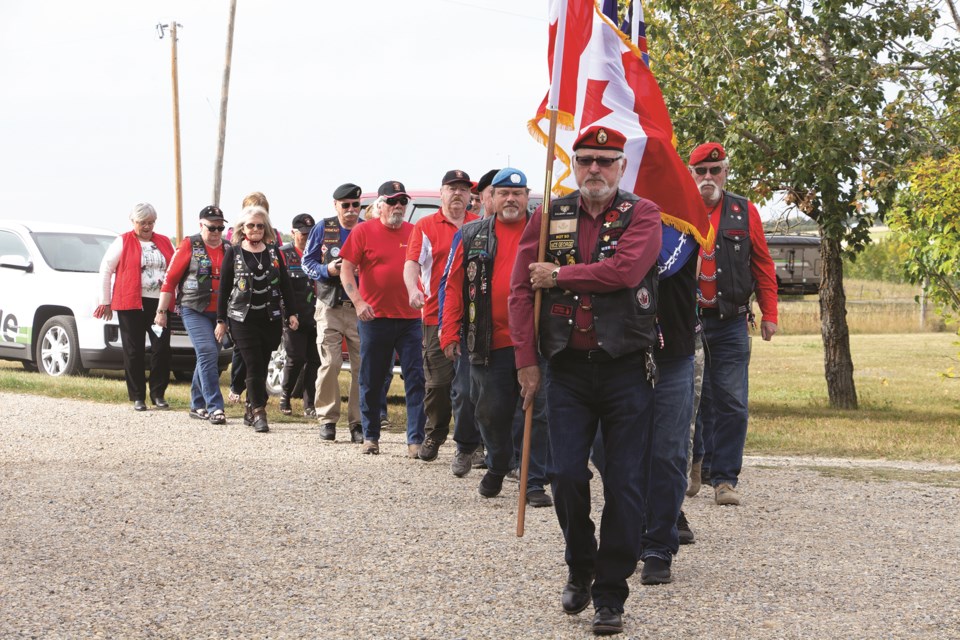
[36,315,86,377]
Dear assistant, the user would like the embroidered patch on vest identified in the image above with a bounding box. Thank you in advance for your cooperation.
[550,303,574,317]
[636,287,651,309]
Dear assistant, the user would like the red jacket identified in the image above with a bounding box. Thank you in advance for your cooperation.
[111,231,175,310]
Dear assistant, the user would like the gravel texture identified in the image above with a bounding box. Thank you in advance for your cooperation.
[1,391,959,639]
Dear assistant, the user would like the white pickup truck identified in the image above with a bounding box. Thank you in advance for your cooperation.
[0,220,231,378]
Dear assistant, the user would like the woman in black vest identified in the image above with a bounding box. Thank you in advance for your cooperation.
[215,206,298,432]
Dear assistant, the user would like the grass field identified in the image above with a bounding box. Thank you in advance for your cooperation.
[1,333,957,462]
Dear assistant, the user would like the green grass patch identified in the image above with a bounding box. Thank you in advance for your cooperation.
[800,465,960,488]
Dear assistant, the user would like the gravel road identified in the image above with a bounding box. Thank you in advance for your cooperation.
[1,392,958,639]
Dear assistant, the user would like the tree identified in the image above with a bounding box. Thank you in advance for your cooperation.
[890,151,960,376]
[643,0,960,408]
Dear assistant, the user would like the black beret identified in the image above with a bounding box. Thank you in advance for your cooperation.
[332,183,362,201]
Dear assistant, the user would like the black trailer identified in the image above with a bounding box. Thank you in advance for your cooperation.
[765,234,821,295]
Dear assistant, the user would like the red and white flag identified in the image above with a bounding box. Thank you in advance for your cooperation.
[529,0,712,246]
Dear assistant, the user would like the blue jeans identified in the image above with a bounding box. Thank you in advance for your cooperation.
[512,375,550,492]
[452,337,481,453]
[641,355,694,563]
[699,315,750,487]
[180,307,224,413]
[546,351,654,611]
[358,318,425,444]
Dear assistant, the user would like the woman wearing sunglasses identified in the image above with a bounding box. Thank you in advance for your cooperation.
[214,206,298,433]
[155,205,230,424]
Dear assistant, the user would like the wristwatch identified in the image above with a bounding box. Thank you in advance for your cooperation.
[551,268,560,285]
[156,309,166,315]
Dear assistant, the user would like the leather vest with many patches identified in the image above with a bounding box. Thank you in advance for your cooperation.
[279,243,316,326]
[178,234,216,312]
[315,217,347,308]
[540,191,658,360]
[459,216,499,366]
[226,244,283,322]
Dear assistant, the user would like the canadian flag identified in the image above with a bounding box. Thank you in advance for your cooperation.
[529,0,712,248]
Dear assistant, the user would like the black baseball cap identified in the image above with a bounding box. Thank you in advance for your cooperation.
[378,180,410,198]
[441,169,472,186]
[199,205,226,221]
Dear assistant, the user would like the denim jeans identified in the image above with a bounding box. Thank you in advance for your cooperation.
[180,306,224,413]
[358,318,425,444]
[546,351,654,611]
[452,337,481,453]
[699,315,750,487]
[641,355,694,563]
[511,378,550,492]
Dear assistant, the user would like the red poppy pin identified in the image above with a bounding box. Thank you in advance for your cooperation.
[605,210,620,223]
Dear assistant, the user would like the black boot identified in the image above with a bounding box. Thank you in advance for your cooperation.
[243,402,254,427]
[278,394,292,415]
[252,406,269,433]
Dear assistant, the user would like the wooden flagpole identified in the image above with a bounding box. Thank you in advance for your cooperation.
[518,0,569,538]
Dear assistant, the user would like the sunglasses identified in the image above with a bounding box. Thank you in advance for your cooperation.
[244,222,265,230]
[204,224,225,232]
[340,201,361,209]
[574,155,623,168]
[694,166,724,176]
[385,197,409,206]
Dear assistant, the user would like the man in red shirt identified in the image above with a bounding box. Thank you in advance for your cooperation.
[441,168,552,508]
[404,169,480,462]
[339,181,426,457]
[689,142,778,506]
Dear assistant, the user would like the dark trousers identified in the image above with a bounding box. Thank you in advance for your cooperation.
[229,310,283,409]
[116,297,170,402]
[546,351,653,612]
[229,349,246,396]
[281,322,320,406]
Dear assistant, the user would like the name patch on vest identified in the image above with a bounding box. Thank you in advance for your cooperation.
[550,303,574,317]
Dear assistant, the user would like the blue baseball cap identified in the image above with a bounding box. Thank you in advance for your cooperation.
[491,167,527,188]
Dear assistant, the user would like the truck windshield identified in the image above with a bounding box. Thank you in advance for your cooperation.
[33,232,115,273]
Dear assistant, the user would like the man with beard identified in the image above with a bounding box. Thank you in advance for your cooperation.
[404,169,479,461]
[688,142,777,506]
[440,168,553,507]
[339,181,426,456]
[509,126,661,636]
[302,183,365,443]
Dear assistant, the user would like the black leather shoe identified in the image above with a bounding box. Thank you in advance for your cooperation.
[133,400,147,412]
[152,397,169,410]
[349,423,364,444]
[319,423,336,441]
[526,489,554,508]
[561,571,593,614]
[677,510,695,545]
[592,607,623,635]
[478,471,504,498]
[640,557,672,585]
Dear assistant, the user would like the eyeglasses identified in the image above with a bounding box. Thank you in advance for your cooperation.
[340,201,361,209]
[244,222,266,230]
[694,166,724,176]
[574,155,623,168]
[204,224,225,232]
[385,197,409,206]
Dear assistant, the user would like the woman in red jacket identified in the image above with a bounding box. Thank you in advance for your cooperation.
[95,203,175,411]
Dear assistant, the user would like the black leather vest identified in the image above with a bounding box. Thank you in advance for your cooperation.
[280,243,316,326]
[540,191,658,360]
[178,234,215,312]
[226,244,283,322]
[315,217,347,308]
[460,216,498,365]
[710,191,755,320]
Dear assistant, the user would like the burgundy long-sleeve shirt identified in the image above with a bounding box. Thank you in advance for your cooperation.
[508,193,662,370]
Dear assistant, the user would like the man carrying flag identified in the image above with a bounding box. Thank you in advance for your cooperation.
[510,126,661,636]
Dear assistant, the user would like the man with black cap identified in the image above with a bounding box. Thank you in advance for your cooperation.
[339,181,426,456]
[687,142,778,506]
[277,213,321,417]
[509,126,661,636]
[302,183,364,443]
[403,169,480,462]
[474,169,499,218]
[441,167,553,507]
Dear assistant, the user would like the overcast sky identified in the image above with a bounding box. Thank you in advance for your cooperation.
[0,1,550,236]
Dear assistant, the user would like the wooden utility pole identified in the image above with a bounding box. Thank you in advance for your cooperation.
[159,21,184,243]
[212,0,238,207]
